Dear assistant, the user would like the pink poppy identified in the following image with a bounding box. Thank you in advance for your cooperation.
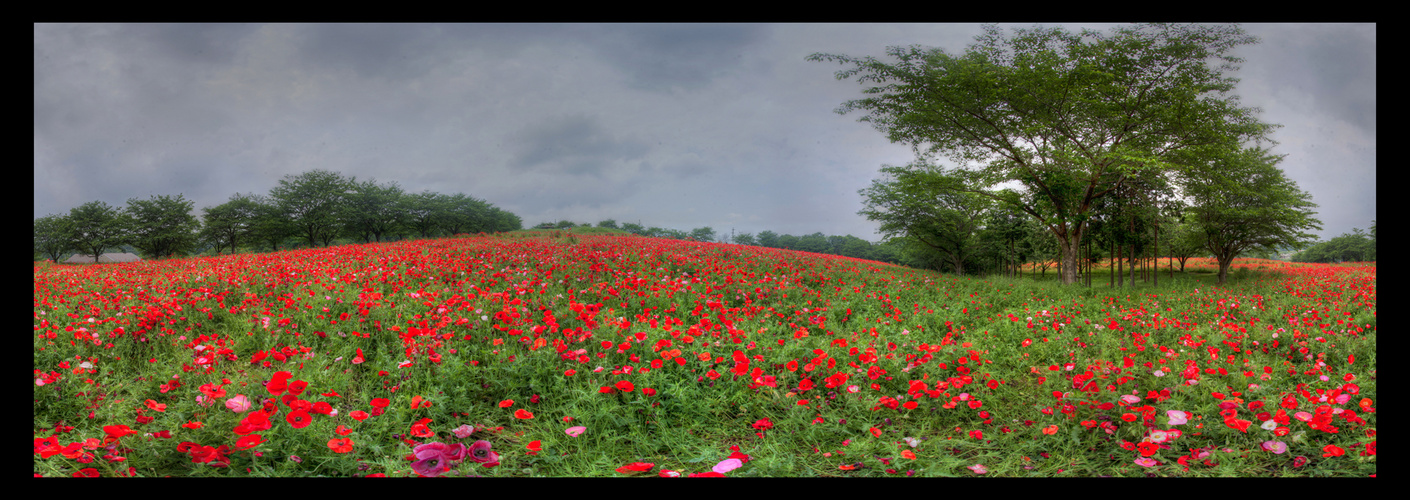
[225,394,252,413]
[565,426,587,438]
[1166,410,1187,425]
[712,458,743,474]
[1261,441,1288,454]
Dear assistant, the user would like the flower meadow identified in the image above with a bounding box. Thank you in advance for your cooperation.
[33,233,1375,477]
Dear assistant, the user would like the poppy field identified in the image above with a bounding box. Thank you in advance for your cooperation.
[33,233,1375,477]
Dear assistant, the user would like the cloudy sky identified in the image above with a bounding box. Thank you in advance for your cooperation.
[34,23,1376,243]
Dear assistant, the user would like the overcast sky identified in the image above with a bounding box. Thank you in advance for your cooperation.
[34,23,1376,243]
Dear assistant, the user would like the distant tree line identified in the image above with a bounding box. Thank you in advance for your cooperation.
[34,169,522,262]
[1291,223,1376,263]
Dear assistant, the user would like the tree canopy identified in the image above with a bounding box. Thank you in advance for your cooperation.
[859,164,991,275]
[123,194,201,259]
[810,23,1275,285]
[1180,146,1320,284]
[65,201,128,263]
[269,169,354,247]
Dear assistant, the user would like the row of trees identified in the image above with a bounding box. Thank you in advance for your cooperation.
[1292,223,1376,263]
[811,23,1323,285]
[35,169,522,262]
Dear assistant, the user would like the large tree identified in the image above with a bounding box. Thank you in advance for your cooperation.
[247,194,295,252]
[1181,146,1320,284]
[269,169,354,247]
[755,230,780,248]
[124,194,201,259]
[690,227,718,242]
[200,193,262,254]
[342,179,406,243]
[65,201,128,263]
[34,214,72,262]
[859,164,991,275]
[809,23,1273,285]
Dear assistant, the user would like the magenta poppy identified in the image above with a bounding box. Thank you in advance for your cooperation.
[468,440,499,464]
[411,442,469,477]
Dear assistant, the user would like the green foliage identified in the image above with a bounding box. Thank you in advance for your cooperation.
[1292,227,1376,263]
[690,227,718,242]
[810,23,1274,285]
[859,164,1006,275]
[269,169,355,248]
[199,193,262,255]
[34,213,72,262]
[248,194,296,252]
[1179,146,1321,284]
[123,194,201,259]
[756,230,780,248]
[65,201,129,263]
[341,179,406,243]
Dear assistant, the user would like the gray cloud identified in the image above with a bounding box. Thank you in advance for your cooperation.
[34,23,1374,242]
[583,24,773,92]
[508,113,650,177]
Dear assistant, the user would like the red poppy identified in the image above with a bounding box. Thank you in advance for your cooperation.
[1137,442,1159,457]
[287,380,308,396]
[526,440,542,455]
[286,408,313,429]
[235,434,264,450]
[1322,444,1345,458]
[515,409,534,419]
[409,418,434,438]
[370,398,390,408]
[616,462,655,474]
[144,399,167,412]
[350,410,369,421]
[499,399,514,408]
[102,425,138,440]
[616,380,635,392]
[267,371,292,396]
[328,438,354,453]
[336,424,354,436]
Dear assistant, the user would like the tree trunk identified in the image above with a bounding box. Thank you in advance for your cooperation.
[1217,255,1233,285]
[1058,230,1079,285]
[1117,241,1123,288]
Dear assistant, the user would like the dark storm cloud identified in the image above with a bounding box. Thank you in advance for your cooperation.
[1239,24,1376,133]
[289,23,448,81]
[583,24,773,92]
[507,113,650,176]
[130,23,262,66]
